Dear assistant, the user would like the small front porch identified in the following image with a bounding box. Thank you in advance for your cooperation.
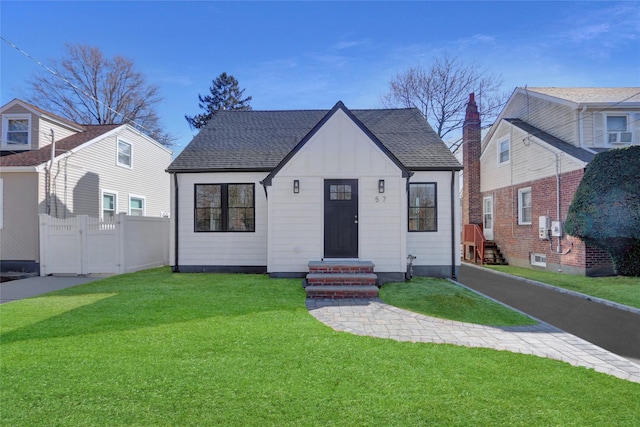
[462,224,507,266]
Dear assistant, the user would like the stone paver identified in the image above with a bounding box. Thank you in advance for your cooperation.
[306,298,640,384]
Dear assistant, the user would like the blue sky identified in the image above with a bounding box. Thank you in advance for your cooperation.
[2,1,639,154]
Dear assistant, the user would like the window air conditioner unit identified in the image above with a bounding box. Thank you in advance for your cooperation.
[608,132,632,144]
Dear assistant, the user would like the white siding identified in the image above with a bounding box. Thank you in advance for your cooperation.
[0,104,80,150]
[174,172,268,267]
[268,109,405,273]
[38,127,172,219]
[481,121,587,193]
[37,117,79,150]
[499,92,578,147]
[0,171,40,261]
[407,171,460,268]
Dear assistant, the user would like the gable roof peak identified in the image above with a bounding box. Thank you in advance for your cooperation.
[1,98,85,131]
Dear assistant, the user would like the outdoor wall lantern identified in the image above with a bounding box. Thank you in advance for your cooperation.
[293,180,300,193]
[378,179,385,193]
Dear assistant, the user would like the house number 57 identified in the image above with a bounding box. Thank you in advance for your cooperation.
[375,196,387,202]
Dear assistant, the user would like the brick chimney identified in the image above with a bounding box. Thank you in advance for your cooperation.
[462,93,482,226]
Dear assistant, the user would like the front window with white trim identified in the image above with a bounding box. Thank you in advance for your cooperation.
[518,187,532,225]
[129,195,145,216]
[102,192,117,220]
[2,115,31,148]
[606,115,632,145]
[498,139,510,164]
[117,139,132,167]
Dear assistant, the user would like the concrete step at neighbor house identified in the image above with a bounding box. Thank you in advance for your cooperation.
[305,260,378,299]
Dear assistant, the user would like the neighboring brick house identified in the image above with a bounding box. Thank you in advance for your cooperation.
[462,87,640,276]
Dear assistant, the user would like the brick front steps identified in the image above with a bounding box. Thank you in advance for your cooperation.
[305,261,378,299]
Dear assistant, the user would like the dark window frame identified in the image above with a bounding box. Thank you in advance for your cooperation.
[408,182,437,232]
[194,183,255,232]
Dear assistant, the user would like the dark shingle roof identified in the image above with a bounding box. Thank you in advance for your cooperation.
[505,118,597,163]
[0,125,121,167]
[168,104,461,172]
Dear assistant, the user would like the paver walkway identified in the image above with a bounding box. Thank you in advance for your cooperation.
[306,298,640,384]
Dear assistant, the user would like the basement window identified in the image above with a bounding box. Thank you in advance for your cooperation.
[530,253,547,267]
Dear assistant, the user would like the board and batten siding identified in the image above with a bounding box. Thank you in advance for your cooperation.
[38,127,172,219]
[0,171,40,261]
[480,120,586,193]
[406,171,460,270]
[172,172,268,268]
[268,108,405,274]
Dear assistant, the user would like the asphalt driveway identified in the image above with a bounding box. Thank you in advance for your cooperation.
[0,275,108,304]
[457,263,640,364]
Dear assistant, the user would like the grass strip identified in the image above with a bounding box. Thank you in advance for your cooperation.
[379,277,536,326]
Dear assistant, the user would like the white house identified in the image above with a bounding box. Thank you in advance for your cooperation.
[0,98,173,274]
[167,101,462,294]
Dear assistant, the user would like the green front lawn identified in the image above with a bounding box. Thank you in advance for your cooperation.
[485,265,640,309]
[379,277,536,326]
[1,268,639,426]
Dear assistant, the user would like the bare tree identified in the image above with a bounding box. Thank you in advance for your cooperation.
[382,56,507,144]
[28,44,172,146]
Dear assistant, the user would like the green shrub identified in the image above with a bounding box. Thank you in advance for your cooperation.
[565,146,640,276]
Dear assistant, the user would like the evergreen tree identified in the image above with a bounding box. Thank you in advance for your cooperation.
[185,72,252,129]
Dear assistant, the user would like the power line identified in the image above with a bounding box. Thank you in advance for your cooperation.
[0,35,158,139]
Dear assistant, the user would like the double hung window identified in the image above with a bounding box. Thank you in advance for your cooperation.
[3,115,31,147]
[498,139,510,164]
[103,192,116,220]
[518,187,532,225]
[117,140,132,167]
[195,184,255,232]
[129,196,145,216]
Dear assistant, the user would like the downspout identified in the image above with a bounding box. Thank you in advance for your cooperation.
[450,170,457,280]
[172,172,180,272]
[524,135,563,254]
[46,129,55,215]
[578,105,587,148]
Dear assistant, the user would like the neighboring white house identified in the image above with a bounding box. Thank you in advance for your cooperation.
[0,98,173,273]
[167,101,462,283]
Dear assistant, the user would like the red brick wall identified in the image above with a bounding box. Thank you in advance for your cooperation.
[483,168,613,274]
[462,94,482,226]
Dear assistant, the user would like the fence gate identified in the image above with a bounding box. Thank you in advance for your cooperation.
[39,215,120,275]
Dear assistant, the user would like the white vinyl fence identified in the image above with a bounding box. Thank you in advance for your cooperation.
[39,213,170,276]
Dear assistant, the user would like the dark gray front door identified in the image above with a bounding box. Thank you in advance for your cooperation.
[324,179,358,258]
